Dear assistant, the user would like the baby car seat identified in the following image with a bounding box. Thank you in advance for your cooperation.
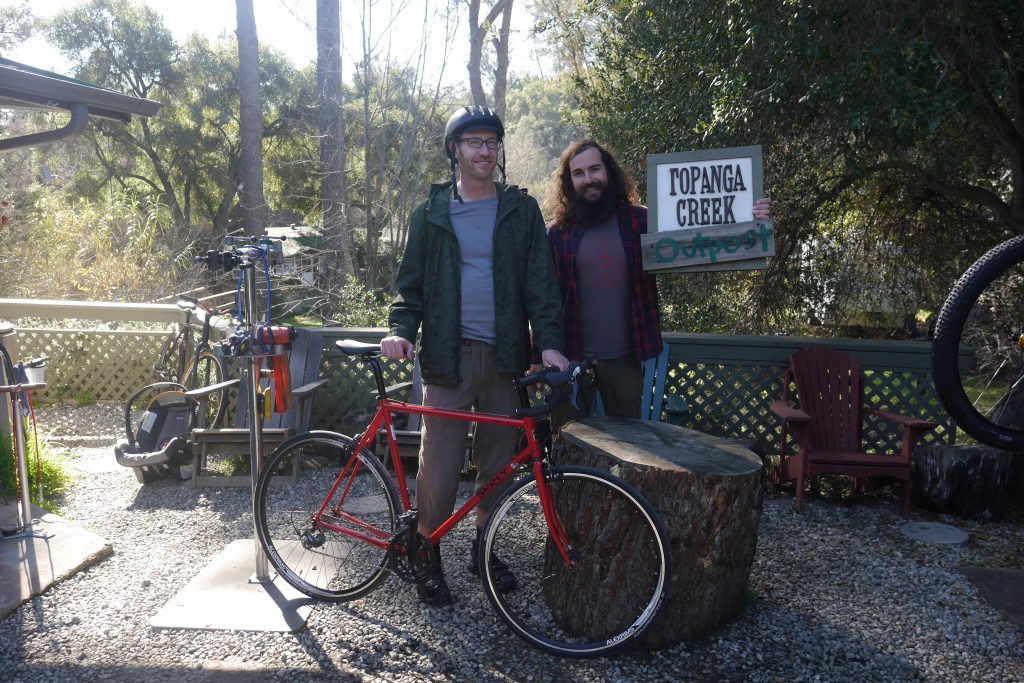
[114,382,196,483]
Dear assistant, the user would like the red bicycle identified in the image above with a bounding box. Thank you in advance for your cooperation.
[253,339,672,657]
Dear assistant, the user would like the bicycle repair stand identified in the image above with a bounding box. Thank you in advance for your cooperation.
[151,237,313,633]
[0,323,110,620]
[0,326,51,543]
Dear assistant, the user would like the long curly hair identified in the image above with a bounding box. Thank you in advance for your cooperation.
[545,139,638,228]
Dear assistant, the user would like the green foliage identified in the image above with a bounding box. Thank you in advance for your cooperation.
[560,0,1024,335]
[45,1,307,234]
[504,73,585,211]
[73,392,95,408]
[0,429,74,515]
[324,276,391,328]
[0,1,34,51]
[0,186,189,301]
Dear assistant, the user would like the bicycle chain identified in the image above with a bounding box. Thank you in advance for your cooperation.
[387,510,430,583]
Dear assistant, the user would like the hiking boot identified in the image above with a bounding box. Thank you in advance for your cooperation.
[468,528,517,593]
[415,540,453,607]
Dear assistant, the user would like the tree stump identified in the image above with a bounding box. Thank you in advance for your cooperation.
[912,445,1017,520]
[551,417,764,648]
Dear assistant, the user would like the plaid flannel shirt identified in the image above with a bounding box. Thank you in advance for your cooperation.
[546,204,663,362]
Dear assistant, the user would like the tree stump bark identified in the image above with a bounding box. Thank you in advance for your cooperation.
[912,445,1017,520]
[551,417,764,648]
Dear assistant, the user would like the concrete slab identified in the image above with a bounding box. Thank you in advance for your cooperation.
[961,565,1024,632]
[151,539,315,633]
[899,521,969,545]
[0,499,112,619]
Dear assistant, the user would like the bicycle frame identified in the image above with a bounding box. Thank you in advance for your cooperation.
[314,371,576,568]
[156,298,220,380]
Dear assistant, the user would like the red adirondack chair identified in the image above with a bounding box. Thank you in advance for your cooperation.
[770,347,937,516]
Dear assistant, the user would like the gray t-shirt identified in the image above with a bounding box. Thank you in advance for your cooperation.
[451,197,499,344]
[578,215,631,359]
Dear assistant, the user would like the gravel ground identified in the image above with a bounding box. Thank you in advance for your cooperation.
[1,404,1022,682]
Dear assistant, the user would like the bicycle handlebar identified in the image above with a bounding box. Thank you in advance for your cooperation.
[335,339,592,420]
[513,359,593,418]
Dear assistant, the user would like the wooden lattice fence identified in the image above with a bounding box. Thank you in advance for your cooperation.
[13,328,172,403]
[0,296,966,456]
[661,333,966,455]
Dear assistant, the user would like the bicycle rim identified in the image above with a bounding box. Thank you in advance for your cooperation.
[933,235,1024,448]
[254,431,400,602]
[183,349,227,427]
[480,466,671,657]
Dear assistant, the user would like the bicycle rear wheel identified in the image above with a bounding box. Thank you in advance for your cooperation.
[254,431,401,602]
[480,466,671,657]
[932,235,1024,449]
[182,348,227,428]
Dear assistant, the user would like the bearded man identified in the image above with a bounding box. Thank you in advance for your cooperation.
[540,139,771,427]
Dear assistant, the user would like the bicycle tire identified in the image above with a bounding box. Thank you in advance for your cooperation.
[181,348,227,428]
[154,329,187,382]
[933,235,1024,449]
[254,431,401,602]
[479,465,671,657]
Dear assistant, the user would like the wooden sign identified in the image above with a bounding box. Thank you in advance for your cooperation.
[643,146,774,273]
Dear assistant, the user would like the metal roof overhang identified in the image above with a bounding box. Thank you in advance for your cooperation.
[0,58,162,152]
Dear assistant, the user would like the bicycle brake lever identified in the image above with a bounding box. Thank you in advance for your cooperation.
[569,365,583,410]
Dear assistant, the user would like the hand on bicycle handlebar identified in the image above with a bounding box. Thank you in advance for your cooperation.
[540,349,568,372]
[514,359,593,418]
[526,351,567,393]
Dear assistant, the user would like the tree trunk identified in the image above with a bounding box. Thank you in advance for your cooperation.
[362,0,376,288]
[466,0,512,108]
[552,417,764,648]
[912,445,1018,520]
[317,0,355,283]
[235,0,266,238]
[491,0,513,117]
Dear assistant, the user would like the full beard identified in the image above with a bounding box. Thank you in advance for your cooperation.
[571,185,618,225]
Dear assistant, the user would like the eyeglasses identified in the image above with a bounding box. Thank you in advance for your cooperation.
[460,137,501,149]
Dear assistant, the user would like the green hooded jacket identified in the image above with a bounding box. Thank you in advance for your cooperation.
[388,181,564,385]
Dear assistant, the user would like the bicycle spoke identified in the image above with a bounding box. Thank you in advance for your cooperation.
[255,432,400,602]
[480,467,670,657]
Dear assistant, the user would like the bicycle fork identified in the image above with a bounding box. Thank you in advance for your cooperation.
[532,460,577,569]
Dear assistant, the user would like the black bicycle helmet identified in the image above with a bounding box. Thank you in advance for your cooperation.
[443,105,506,202]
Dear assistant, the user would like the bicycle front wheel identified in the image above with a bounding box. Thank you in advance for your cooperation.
[480,466,671,657]
[254,431,401,602]
[182,348,227,428]
[933,235,1024,448]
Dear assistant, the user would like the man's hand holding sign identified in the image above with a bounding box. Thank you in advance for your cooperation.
[642,146,774,273]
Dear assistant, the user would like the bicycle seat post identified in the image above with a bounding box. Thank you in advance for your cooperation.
[367,355,388,403]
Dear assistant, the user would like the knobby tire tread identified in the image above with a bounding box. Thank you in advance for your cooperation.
[932,235,1024,448]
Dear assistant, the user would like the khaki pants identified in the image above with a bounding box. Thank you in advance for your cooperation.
[551,354,643,432]
[416,340,519,534]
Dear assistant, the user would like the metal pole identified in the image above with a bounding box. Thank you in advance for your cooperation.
[241,258,270,580]
[11,392,32,529]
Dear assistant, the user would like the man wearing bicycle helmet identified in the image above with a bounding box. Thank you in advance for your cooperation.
[381,105,568,606]
[541,139,771,427]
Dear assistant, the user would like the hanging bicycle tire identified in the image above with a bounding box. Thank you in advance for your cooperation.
[254,431,401,602]
[932,235,1024,449]
[479,465,671,657]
